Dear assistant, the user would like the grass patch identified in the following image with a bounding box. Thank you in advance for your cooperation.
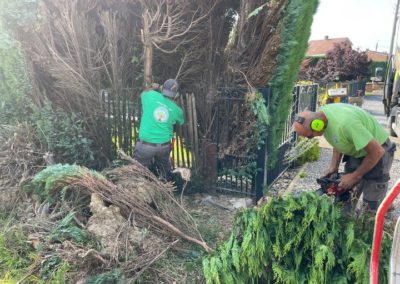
[0,213,35,282]
[0,210,72,283]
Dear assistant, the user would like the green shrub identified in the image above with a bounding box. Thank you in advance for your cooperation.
[295,137,320,166]
[31,102,95,167]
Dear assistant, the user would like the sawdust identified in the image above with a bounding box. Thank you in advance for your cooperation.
[88,194,136,257]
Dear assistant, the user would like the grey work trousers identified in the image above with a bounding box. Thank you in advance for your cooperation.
[344,139,396,210]
[133,141,172,181]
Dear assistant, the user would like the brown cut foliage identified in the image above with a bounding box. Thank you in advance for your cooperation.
[0,124,45,188]
[226,0,288,87]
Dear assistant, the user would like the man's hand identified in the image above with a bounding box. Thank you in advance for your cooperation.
[144,83,160,91]
[339,173,362,189]
[322,167,338,179]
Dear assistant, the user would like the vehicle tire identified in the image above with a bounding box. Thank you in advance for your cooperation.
[389,116,398,137]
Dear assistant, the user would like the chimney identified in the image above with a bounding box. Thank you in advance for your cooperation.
[324,35,329,40]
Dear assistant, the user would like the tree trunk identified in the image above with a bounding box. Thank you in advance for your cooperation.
[144,43,153,87]
[142,10,152,87]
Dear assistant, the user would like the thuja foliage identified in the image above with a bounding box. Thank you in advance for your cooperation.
[85,270,127,284]
[295,138,320,166]
[28,164,103,203]
[266,0,318,168]
[40,256,70,284]
[284,137,320,166]
[203,192,391,284]
[48,212,89,244]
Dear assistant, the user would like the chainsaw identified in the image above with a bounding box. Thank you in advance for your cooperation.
[315,174,351,202]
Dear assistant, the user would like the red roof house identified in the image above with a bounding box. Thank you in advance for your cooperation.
[365,50,388,62]
[306,36,352,58]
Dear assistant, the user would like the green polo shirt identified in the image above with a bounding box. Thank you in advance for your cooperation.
[138,90,184,143]
[321,103,388,158]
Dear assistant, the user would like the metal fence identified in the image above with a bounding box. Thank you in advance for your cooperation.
[213,87,260,196]
[102,84,318,199]
[348,79,367,97]
[213,84,319,199]
[101,88,142,156]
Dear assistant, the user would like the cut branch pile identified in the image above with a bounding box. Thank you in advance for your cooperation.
[0,123,45,187]
[30,158,211,253]
[203,192,392,283]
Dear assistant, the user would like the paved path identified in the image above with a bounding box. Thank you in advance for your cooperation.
[362,92,388,127]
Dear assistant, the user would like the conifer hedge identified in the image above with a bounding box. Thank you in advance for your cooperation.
[203,192,392,283]
[266,0,319,167]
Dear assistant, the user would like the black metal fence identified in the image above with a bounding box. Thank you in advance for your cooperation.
[348,79,367,97]
[213,84,319,199]
[213,88,262,196]
[102,84,318,199]
[101,88,142,156]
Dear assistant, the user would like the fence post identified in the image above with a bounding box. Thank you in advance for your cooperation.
[202,139,217,193]
[254,87,271,200]
[255,143,267,201]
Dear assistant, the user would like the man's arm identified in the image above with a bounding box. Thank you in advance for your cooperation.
[339,139,385,189]
[323,148,343,177]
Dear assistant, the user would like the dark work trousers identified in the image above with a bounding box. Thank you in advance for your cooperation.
[133,141,172,181]
[343,139,396,210]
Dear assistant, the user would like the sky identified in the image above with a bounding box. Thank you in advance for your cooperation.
[310,0,398,53]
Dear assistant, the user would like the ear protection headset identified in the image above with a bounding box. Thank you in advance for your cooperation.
[294,114,325,132]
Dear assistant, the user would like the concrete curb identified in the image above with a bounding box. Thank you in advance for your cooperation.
[282,163,308,195]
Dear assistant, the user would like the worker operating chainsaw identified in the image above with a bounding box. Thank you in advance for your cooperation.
[292,103,396,212]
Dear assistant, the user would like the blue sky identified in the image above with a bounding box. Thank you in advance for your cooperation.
[310,0,397,52]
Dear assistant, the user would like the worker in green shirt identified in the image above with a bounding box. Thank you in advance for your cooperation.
[293,103,396,211]
[133,79,184,180]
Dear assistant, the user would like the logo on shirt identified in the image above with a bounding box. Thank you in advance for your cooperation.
[153,106,169,122]
[332,135,339,144]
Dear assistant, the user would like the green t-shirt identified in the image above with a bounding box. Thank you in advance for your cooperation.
[321,103,388,158]
[138,90,184,143]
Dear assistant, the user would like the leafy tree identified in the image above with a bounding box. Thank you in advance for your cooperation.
[300,42,371,84]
